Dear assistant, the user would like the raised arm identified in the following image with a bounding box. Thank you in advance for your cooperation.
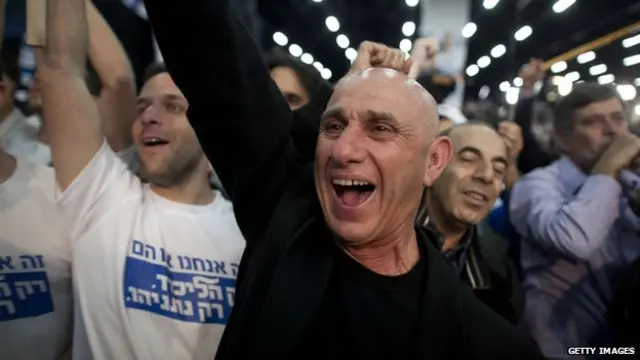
[39,0,103,190]
[86,1,136,152]
[143,0,299,244]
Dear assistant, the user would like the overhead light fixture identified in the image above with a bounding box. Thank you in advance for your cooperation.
[623,54,640,67]
[461,22,477,38]
[552,0,576,13]
[325,16,340,32]
[499,81,510,92]
[312,0,322,2]
[483,0,499,10]
[597,74,614,85]
[402,22,416,37]
[550,61,567,73]
[272,32,288,46]
[514,26,532,41]
[336,34,350,49]
[513,77,523,87]
[635,104,640,116]
[565,71,580,82]
[466,64,479,77]
[622,34,640,48]
[634,78,640,87]
[477,55,491,68]
[321,68,332,80]
[576,51,595,64]
[313,62,324,71]
[617,84,637,101]
[478,86,490,100]
[345,47,358,61]
[288,44,303,57]
[589,64,607,76]
[399,39,412,53]
[405,0,419,7]
[505,87,519,105]
[490,44,506,58]
[300,53,314,64]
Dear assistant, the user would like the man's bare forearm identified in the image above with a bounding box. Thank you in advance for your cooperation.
[42,0,87,74]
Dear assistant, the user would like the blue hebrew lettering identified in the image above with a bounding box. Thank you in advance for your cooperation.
[0,256,14,271]
[0,269,54,321]
[123,256,237,324]
[132,240,145,257]
[212,261,226,275]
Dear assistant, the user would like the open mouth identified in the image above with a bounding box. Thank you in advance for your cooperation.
[142,137,170,147]
[332,179,376,207]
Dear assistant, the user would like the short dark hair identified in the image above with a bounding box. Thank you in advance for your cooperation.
[554,82,625,135]
[142,62,168,85]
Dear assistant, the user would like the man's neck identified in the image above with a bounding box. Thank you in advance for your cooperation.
[425,196,469,251]
[0,149,16,184]
[150,170,214,206]
[341,220,420,276]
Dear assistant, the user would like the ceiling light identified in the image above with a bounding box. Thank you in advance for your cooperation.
[288,44,303,57]
[345,47,357,61]
[313,0,322,2]
[336,34,350,49]
[399,39,412,53]
[499,81,510,92]
[597,74,614,85]
[483,0,499,10]
[565,71,580,82]
[622,34,640,48]
[461,22,477,38]
[505,87,519,105]
[576,51,595,64]
[313,62,324,71]
[635,104,640,116]
[623,54,640,67]
[617,84,637,101]
[513,77,523,87]
[405,0,419,7]
[466,64,479,77]
[634,78,640,87]
[552,0,576,13]
[490,44,506,58]
[589,64,607,76]
[272,32,288,46]
[402,22,416,37]
[550,61,567,73]
[321,68,332,80]
[300,53,314,64]
[477,56,491,68]
[514,26,532,41]
[479,86,490,100]
[325,16,340,32]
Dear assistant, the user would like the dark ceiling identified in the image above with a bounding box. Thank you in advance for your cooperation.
[256,0,640,105]
[465,0,640,104]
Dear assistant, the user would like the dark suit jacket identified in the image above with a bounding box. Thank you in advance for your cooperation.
[143,1,544,359]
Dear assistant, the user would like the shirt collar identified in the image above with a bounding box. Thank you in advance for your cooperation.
[422,216,474,270]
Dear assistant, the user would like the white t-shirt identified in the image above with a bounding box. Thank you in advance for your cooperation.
[59,142,246,360]
[0,159,72,359]
[0,109,51,166]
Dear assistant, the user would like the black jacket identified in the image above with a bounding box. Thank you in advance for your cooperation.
[144,1,544,359]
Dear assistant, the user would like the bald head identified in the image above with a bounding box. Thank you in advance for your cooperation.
[331,68,439,141]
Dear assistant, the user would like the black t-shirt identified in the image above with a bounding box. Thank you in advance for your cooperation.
[289,243,425,360]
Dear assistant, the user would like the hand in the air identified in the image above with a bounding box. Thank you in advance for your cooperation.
[350,41,412,75]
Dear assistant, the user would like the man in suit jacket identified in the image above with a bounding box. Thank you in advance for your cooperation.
[143,0,544,358]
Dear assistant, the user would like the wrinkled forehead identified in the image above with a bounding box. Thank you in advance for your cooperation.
[139,73,185,100]
[451,125,507,156]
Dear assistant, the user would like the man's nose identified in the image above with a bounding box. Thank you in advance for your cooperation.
[473,161,494,184]
[139,105,161,125]
[330,125,366,167]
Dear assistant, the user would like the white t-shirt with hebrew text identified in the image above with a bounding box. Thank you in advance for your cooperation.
[0,159,72,359]
[59,142,246,360]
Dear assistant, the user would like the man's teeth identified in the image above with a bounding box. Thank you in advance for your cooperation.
[332,179,370,186]
[467,192,485,201]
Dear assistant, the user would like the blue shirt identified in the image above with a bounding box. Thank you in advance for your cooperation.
[510,157,640,358]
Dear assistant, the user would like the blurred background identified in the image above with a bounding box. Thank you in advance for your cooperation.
[4,0,640,122]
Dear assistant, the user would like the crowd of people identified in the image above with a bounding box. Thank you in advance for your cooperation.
[0,0,639,359]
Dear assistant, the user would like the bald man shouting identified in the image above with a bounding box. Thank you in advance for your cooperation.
[144,1,543,359]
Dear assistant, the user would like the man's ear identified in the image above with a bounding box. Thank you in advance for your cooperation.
[423,135,453,186]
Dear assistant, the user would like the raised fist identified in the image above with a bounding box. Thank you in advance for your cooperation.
[350,41,411,74]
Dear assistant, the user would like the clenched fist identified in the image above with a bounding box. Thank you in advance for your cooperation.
[592,134,640,178]
[350,41,412,75]
[498,121,523,161]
